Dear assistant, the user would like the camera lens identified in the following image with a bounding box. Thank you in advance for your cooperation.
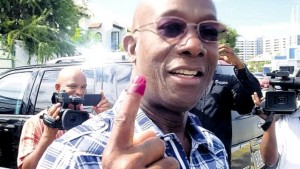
[61,110,89,130]
[275,96,287,104]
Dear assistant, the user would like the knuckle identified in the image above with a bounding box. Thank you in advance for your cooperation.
[164,157,180,169]
[114,113,131,126]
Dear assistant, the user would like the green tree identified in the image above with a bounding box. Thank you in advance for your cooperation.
[0,0,89,64]
[247,61,271,72]
[72,28,102,47]
[219,27,239,53]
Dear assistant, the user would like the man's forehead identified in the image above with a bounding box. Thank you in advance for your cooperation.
[62,80,87,87]
[134,0,216,24]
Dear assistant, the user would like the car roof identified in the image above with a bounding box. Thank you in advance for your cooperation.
[0,56,131,75]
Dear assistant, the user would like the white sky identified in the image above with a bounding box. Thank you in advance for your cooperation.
[89,0,300,39]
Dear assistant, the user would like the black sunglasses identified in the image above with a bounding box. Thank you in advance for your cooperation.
[133,16,227,43]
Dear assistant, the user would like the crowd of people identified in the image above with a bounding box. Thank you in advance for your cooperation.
[15,0,300,168]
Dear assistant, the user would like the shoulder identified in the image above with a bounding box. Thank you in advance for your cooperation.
[188,114,226,151]
[23,110,47,128]
[200,127,226,149]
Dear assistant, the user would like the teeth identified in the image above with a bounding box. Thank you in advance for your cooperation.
[174,69,197,75]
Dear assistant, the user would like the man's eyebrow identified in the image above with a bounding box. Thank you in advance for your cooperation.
[66,83,77,86]
[160,10,217,21]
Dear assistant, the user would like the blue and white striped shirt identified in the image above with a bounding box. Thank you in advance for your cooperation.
[37,91,228,169]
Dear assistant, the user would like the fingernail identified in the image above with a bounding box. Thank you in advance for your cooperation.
[127,76,146,96]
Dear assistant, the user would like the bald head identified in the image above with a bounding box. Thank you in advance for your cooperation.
[55,67,87,97]
[123,0,220,113]
[132,0,216,30]
[57,67,85,84]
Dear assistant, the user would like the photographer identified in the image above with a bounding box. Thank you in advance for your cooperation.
[252,92,300,169]
[17,67,110,169]
[190,44,262,164]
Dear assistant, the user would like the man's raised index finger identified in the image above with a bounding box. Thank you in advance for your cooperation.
[109,76,146,148]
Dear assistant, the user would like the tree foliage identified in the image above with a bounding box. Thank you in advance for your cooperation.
[0,0,89,63]
[219,27,239,53]
[247,61,271,72]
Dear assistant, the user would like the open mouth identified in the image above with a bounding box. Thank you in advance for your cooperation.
[170,69,203,77]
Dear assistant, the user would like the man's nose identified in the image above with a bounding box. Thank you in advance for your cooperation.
[75,88,85,97]
[176,28,207,57]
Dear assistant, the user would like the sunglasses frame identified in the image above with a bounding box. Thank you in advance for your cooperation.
[133,16,227,43]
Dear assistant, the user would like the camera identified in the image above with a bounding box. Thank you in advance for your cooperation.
[264,71,300,114]
[41,91,90,130]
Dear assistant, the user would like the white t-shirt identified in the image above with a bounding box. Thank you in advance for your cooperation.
[276,110,300,169]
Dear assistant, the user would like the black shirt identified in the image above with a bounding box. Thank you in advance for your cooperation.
[190,66,263,164]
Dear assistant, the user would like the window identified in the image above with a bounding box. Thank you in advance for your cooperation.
[111,31,119,51]
[82,69,96,94]
[96,32,102,42]
[35,70,60,113]
[0,72,31,114]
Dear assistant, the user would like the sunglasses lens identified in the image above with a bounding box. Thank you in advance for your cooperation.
[157,18,186,38]
[199,22,223,42]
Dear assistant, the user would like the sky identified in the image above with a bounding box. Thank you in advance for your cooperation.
[89,0,300,39]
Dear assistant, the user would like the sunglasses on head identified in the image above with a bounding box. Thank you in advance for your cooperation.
[133,16,227,43]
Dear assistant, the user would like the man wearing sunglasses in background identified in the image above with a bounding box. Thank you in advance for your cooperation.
[190,44,262,165]
[38,0,229,168]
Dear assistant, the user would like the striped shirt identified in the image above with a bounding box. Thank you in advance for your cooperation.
[37,91,228,169]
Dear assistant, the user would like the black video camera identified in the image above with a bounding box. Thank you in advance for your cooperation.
[264,71,300,114]
[41,91,90,130]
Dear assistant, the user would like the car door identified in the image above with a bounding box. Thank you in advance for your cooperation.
[0,69,37,168]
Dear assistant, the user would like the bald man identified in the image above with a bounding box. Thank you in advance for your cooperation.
[37,0,228,168]
[17,67,110,169]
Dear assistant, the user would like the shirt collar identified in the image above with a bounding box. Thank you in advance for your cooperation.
[113,90,215,154]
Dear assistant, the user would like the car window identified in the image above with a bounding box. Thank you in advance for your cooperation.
[35,70,60,113]
[0,72,31,114]
[82,69,96,94]
[101,63,132,105]
[216,65,235,75]
[253,72,264,77]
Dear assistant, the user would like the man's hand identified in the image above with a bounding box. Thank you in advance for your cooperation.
[94,91,110,114]
[42,103,61,139]
[102,76,179,169]
[252,92,269,120]
[218,44,244,69]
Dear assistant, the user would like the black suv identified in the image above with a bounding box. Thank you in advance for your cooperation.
[0,57,264,168]
[0,57,133,168]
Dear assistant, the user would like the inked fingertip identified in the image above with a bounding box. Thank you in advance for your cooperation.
[127,76,146,96]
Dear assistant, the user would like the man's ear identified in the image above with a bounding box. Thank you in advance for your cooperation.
[55,83,60,92]
[123,34,136,62]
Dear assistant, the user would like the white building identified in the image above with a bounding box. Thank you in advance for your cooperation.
[79,0,128,52]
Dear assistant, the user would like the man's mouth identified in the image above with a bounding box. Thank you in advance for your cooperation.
[170,69,203,77]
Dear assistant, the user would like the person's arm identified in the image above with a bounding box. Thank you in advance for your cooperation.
[219,44,262,114]
[18,104,61,169]
[252,92,279,167]
[260,119,280,167]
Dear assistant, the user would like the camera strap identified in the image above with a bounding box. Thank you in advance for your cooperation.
[260,112,275,131]
[40,113,60,128]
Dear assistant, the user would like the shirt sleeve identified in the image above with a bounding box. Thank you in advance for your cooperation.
[231,66,263,114]
[17,113,44,168]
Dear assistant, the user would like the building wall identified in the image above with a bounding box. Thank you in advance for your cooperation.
[237,34,300,62]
